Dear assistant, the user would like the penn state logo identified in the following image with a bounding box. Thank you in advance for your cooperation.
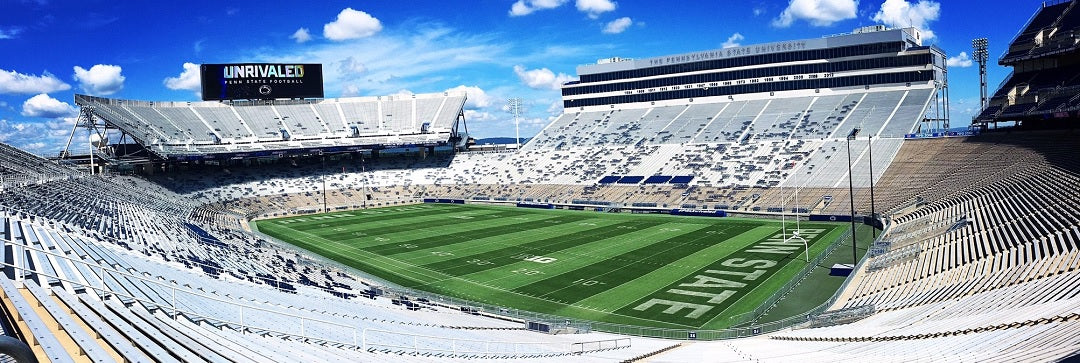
[259,84,272,95]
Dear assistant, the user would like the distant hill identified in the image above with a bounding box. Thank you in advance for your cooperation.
[473,137,529,145]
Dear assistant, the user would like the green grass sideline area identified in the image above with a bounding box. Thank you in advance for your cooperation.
[256,203,848,330]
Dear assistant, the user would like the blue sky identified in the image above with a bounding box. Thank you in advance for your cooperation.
[0,0,1042,155]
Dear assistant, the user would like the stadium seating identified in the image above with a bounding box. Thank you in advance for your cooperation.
[153,87,930,219]
[2,25,1075,358]
[75,93,466,157]
[1,126,1078,362]
[110,122,1080,361]
[0,139,700,361]
[977,0,1080,125]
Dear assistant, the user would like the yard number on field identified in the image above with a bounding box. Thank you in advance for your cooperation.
[512,268,544,275]
[511,254,557,264]
[572,279,605,286]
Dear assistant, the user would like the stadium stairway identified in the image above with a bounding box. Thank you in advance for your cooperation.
[618,342,683,363]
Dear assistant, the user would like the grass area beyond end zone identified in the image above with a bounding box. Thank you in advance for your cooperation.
[257,203,849,330]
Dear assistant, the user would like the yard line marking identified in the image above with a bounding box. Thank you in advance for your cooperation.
[263,204,842,330]
[276,219,700,329]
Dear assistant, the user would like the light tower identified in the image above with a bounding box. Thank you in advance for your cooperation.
[973,38,989,110]
[507,97,524,148]
[846,127,861,265]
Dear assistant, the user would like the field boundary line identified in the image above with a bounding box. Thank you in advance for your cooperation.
[535,224,741,301]
[277,222,700,329]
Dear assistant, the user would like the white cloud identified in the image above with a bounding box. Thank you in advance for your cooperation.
[947,52,972,68]
[445,85,493,109]
[21,93,77,118]
[291,28,312,43]
[0,27,22,39]
[341,84,361,97]
[772,0,857,27]
[251,24,509,97]
[0,69,71,95]
[576,0,616,19]
[338,56,367,75]
[522,117,548,126]
[546,100,563,115]
[0,116,86,156]
[509,0,568,16]
[163,63,201,91]
[722,33,745,48]
[464,109,497,122]
[22,142,47,152]
[603,17,633,34]
[46,117,79,137]
[513,65,575,90]
[0,119,45,144]
[73,64,124,96]
[323,8,382,41]
[872,0,941,39]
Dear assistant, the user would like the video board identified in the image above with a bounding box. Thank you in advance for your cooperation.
[200,63,324,101]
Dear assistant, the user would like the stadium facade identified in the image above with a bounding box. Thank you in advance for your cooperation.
[0,11,1076,362]
[564,26,944,111]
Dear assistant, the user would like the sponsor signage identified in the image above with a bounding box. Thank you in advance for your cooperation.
[809,214,853,222]
[423,198,465,204]
[904,130,980,139]
[201,63,324,100]
[516,202,555,209]
[670,209,727,217]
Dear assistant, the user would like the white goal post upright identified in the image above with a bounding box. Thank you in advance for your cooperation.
[786,231,810,263]
[782,178,809,262]
[781,181,786,241]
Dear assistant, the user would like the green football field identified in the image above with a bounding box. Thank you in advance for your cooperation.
[256,203,847,330]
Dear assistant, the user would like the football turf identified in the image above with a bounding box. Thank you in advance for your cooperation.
[256,203,847,330]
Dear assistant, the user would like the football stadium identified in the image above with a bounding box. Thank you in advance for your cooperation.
[0,1,1078,362]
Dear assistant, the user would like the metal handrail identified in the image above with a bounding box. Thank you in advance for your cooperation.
[361,328,628,355]
[0,336,36,363]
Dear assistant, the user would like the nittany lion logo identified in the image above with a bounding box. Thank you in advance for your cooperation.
[258,84,272,95]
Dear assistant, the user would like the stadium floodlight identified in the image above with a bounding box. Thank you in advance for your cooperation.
[507,98,525,148]
[847,127,861,140]
[972,38,989,110]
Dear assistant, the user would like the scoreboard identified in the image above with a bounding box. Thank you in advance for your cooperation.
[200,63,324,101]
